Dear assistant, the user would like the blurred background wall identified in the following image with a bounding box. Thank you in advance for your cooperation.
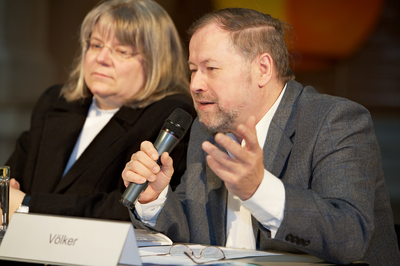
[0,0,399,221]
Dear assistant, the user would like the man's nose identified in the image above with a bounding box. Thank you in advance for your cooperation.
[190,71,208,94]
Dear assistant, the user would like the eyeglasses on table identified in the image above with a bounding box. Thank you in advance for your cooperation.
[143,244,226,264]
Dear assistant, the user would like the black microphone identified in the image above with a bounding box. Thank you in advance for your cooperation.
[120,108,193,209]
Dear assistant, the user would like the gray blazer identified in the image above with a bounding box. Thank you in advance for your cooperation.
[131,80,400,265]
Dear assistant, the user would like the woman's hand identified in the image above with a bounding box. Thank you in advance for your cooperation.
[0,178,25,223]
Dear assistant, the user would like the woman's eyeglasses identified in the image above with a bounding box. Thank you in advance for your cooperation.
[85,40,141,61]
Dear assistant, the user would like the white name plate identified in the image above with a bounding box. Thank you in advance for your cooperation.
[0,213,141,266]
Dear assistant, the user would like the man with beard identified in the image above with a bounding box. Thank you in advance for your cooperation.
[122,8,400,265]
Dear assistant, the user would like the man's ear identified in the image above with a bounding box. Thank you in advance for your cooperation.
[257,53,273,88]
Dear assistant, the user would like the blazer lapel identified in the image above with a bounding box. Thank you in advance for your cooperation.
[54,106,145,193]
[206,162,227,246]
[262,81,303,178]
[31,98,90,193]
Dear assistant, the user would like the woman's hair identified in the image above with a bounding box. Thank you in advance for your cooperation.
[188,8,295,84]
[61,0,189,108]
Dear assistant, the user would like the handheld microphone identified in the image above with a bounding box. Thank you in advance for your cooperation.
[120,108,193,209]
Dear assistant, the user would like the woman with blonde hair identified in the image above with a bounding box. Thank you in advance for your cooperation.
[5,0,194,221]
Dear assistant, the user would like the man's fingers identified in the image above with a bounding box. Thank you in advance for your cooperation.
[123,150,174,188]
[236,116,259,152]
[131,151,160,174]
[201,116,264,200]
[140,141,160,161]
[129,159,158,181]
[159,152,174,179]
[122,142,161,187]
[209,133,248,163]
[202,140,236,173]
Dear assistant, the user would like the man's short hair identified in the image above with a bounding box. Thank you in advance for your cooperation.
[188,8,295,83]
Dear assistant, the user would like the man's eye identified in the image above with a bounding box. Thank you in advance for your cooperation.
[207,67,216,71]
[190,69,198,74]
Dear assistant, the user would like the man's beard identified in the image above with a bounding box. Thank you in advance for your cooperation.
[194,94,239,134]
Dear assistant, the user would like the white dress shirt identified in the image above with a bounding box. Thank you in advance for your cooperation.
[136,85,287,249]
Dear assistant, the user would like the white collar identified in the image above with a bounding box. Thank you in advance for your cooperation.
[88,97,120,117]
[227,83,287,149]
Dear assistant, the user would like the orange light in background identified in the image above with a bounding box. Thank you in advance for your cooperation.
[213,0,286,19]
[213,0,385,71]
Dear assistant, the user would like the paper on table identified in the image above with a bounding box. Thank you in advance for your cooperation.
[135,229,173,247]
[139,244,281,265]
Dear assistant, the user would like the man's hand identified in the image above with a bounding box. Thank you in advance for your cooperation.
[122,141,174,204]
[201,116,264,200]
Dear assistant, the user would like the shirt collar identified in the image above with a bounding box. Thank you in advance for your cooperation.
[88,97,120,117]
[227,83,287,149]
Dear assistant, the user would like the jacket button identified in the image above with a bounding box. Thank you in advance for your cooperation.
[285,234,293,242]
